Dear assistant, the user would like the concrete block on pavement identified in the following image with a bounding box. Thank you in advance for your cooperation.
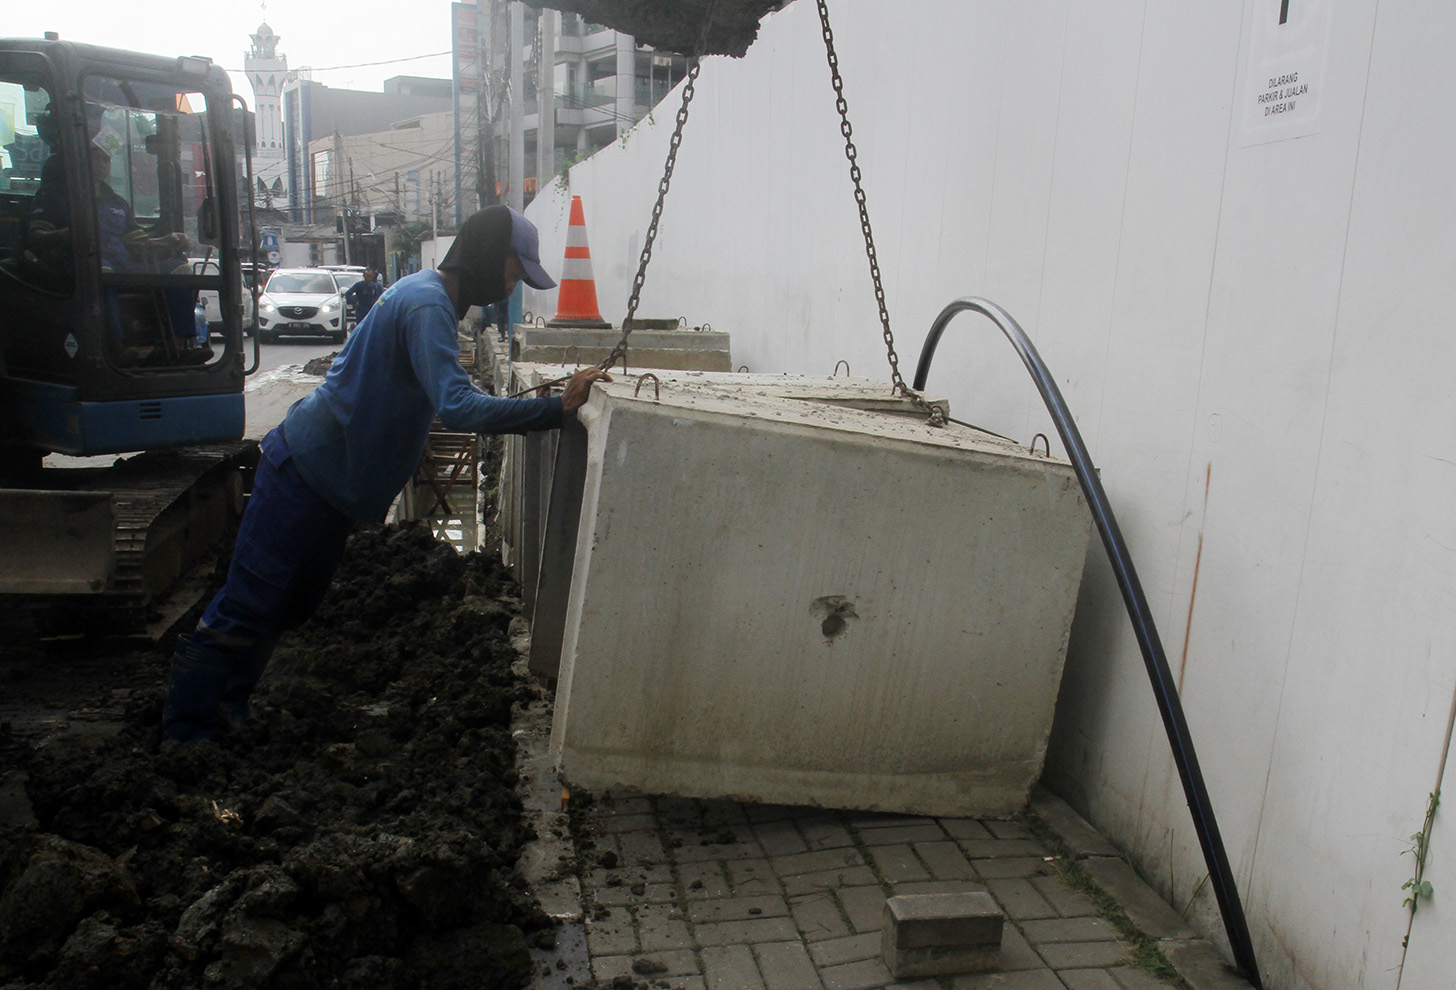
[882,891,1004,978]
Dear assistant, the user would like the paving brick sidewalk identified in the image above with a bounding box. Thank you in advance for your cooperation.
[510,658,1252,990]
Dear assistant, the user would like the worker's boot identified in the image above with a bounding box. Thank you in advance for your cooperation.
[162,633,232,743]
[219,639,275,729]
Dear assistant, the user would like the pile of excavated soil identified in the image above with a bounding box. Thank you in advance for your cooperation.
[0,522,550,990]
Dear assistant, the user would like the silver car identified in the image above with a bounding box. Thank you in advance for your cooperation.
[257,268,348,343]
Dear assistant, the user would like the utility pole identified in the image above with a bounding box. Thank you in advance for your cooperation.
[508,1,524,212]
[536,7,556,194]
[343,160,356,265]
[475,0,492,213]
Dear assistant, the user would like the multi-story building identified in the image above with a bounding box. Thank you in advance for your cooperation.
[281,75,452,226]
[452,2,690,217]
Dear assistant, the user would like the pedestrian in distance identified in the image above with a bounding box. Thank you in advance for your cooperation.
[163,205,610,743]
[343,266,385,327]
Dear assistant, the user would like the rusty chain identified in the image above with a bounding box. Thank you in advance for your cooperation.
[815,0,944,426]
[600,0,721,374]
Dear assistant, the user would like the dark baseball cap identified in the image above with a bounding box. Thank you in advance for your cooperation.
[508,208,556,290]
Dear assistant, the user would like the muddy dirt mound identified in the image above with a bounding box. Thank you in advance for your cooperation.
[301,354,338,377]
[0,523,548,990]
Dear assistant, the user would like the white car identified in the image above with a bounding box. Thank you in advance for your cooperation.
[257,268,348,343]
[193,259,260,337]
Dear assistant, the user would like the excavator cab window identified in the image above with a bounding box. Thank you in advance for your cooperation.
[0,65,70,294]
[80,76,222,367]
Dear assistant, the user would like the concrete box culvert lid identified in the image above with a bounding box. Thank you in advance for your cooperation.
[536,372,1092,818]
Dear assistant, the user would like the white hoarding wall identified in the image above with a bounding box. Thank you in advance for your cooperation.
[522,3,1456,988]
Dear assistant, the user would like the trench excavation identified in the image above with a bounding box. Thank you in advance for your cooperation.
[0,521,555,990]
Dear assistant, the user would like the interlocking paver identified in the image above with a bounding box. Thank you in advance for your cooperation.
[800,817,856,850]
[599,812,657,834]
[941,819,994,841]
[974,856,1054,880]
[1030,874,1098,917]
[625,948,701,977]
[703,943,766,989]
[541,781,1243,990]
[891,879,986,897]
[773,847,867,876]
[818,956,895,990]
[1060,968,1123,990]
[1021,916,1117,944]
[1000,923,1048,971]
[836,885,886,934]
[638,902,696,951]
[915,840,976,880]
[674,837,765,863]
[688,893,790,924]
[679,861,733,899]
[584,905,637,955]
[959,839,1051,859]
[1038,939,1131,970]
[699,800,751,827]
[695,916,801,947]
[754,940,824,990]
[986,878,1057,919]
[728,857,784,897]
[869,844,932,883]
[619,828,667,863]
[1108,965,1175,989]
[857,824,947,845]
[781,865,879,897]
[590,953,637,981]
[951,970,1066,989]
[807,932,880,968]
[790,891,853,942]
[985,821,1032,840]
[756,820,811,857]
[594,880,676,906]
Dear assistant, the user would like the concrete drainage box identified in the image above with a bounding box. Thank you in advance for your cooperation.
[549,376,1093,818]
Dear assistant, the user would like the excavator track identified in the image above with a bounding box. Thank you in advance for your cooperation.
[0,440,259,640]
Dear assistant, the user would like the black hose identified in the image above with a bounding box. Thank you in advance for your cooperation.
[913,297,1263,989]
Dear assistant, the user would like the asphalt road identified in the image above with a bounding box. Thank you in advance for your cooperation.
[241,336,340,438]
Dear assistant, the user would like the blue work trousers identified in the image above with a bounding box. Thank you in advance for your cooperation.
[196,426,354,650]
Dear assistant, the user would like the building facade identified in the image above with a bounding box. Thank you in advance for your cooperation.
[451,1,689,219]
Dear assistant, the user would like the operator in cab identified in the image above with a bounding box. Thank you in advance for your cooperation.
[163,206,610,743]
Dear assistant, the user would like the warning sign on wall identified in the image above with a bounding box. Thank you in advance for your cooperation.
[1238,0,1332,146]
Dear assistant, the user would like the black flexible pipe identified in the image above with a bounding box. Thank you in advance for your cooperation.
[913,297,1263,989]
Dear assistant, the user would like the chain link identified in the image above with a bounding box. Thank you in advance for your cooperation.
[600,0,721,374]
[815,0,944,426]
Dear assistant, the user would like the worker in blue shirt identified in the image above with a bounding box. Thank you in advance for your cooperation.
[163,205,609,743]
[344,267,385,326]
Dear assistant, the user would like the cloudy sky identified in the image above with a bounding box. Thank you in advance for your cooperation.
[8,1,458,101]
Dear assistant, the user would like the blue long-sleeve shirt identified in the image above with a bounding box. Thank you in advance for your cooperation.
[284,269,562,520]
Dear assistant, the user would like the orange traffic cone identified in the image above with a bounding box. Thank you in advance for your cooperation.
[549,196,611,328]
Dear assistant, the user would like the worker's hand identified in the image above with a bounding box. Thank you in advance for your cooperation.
[561,367,612,415]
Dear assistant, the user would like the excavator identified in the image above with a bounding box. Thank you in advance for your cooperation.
[0,36,259,635]
[0,7,773,638]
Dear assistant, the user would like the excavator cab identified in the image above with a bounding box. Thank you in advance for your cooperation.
[0,38,248,462]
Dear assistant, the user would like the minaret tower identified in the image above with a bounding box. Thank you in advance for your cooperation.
[244,13,289,204]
